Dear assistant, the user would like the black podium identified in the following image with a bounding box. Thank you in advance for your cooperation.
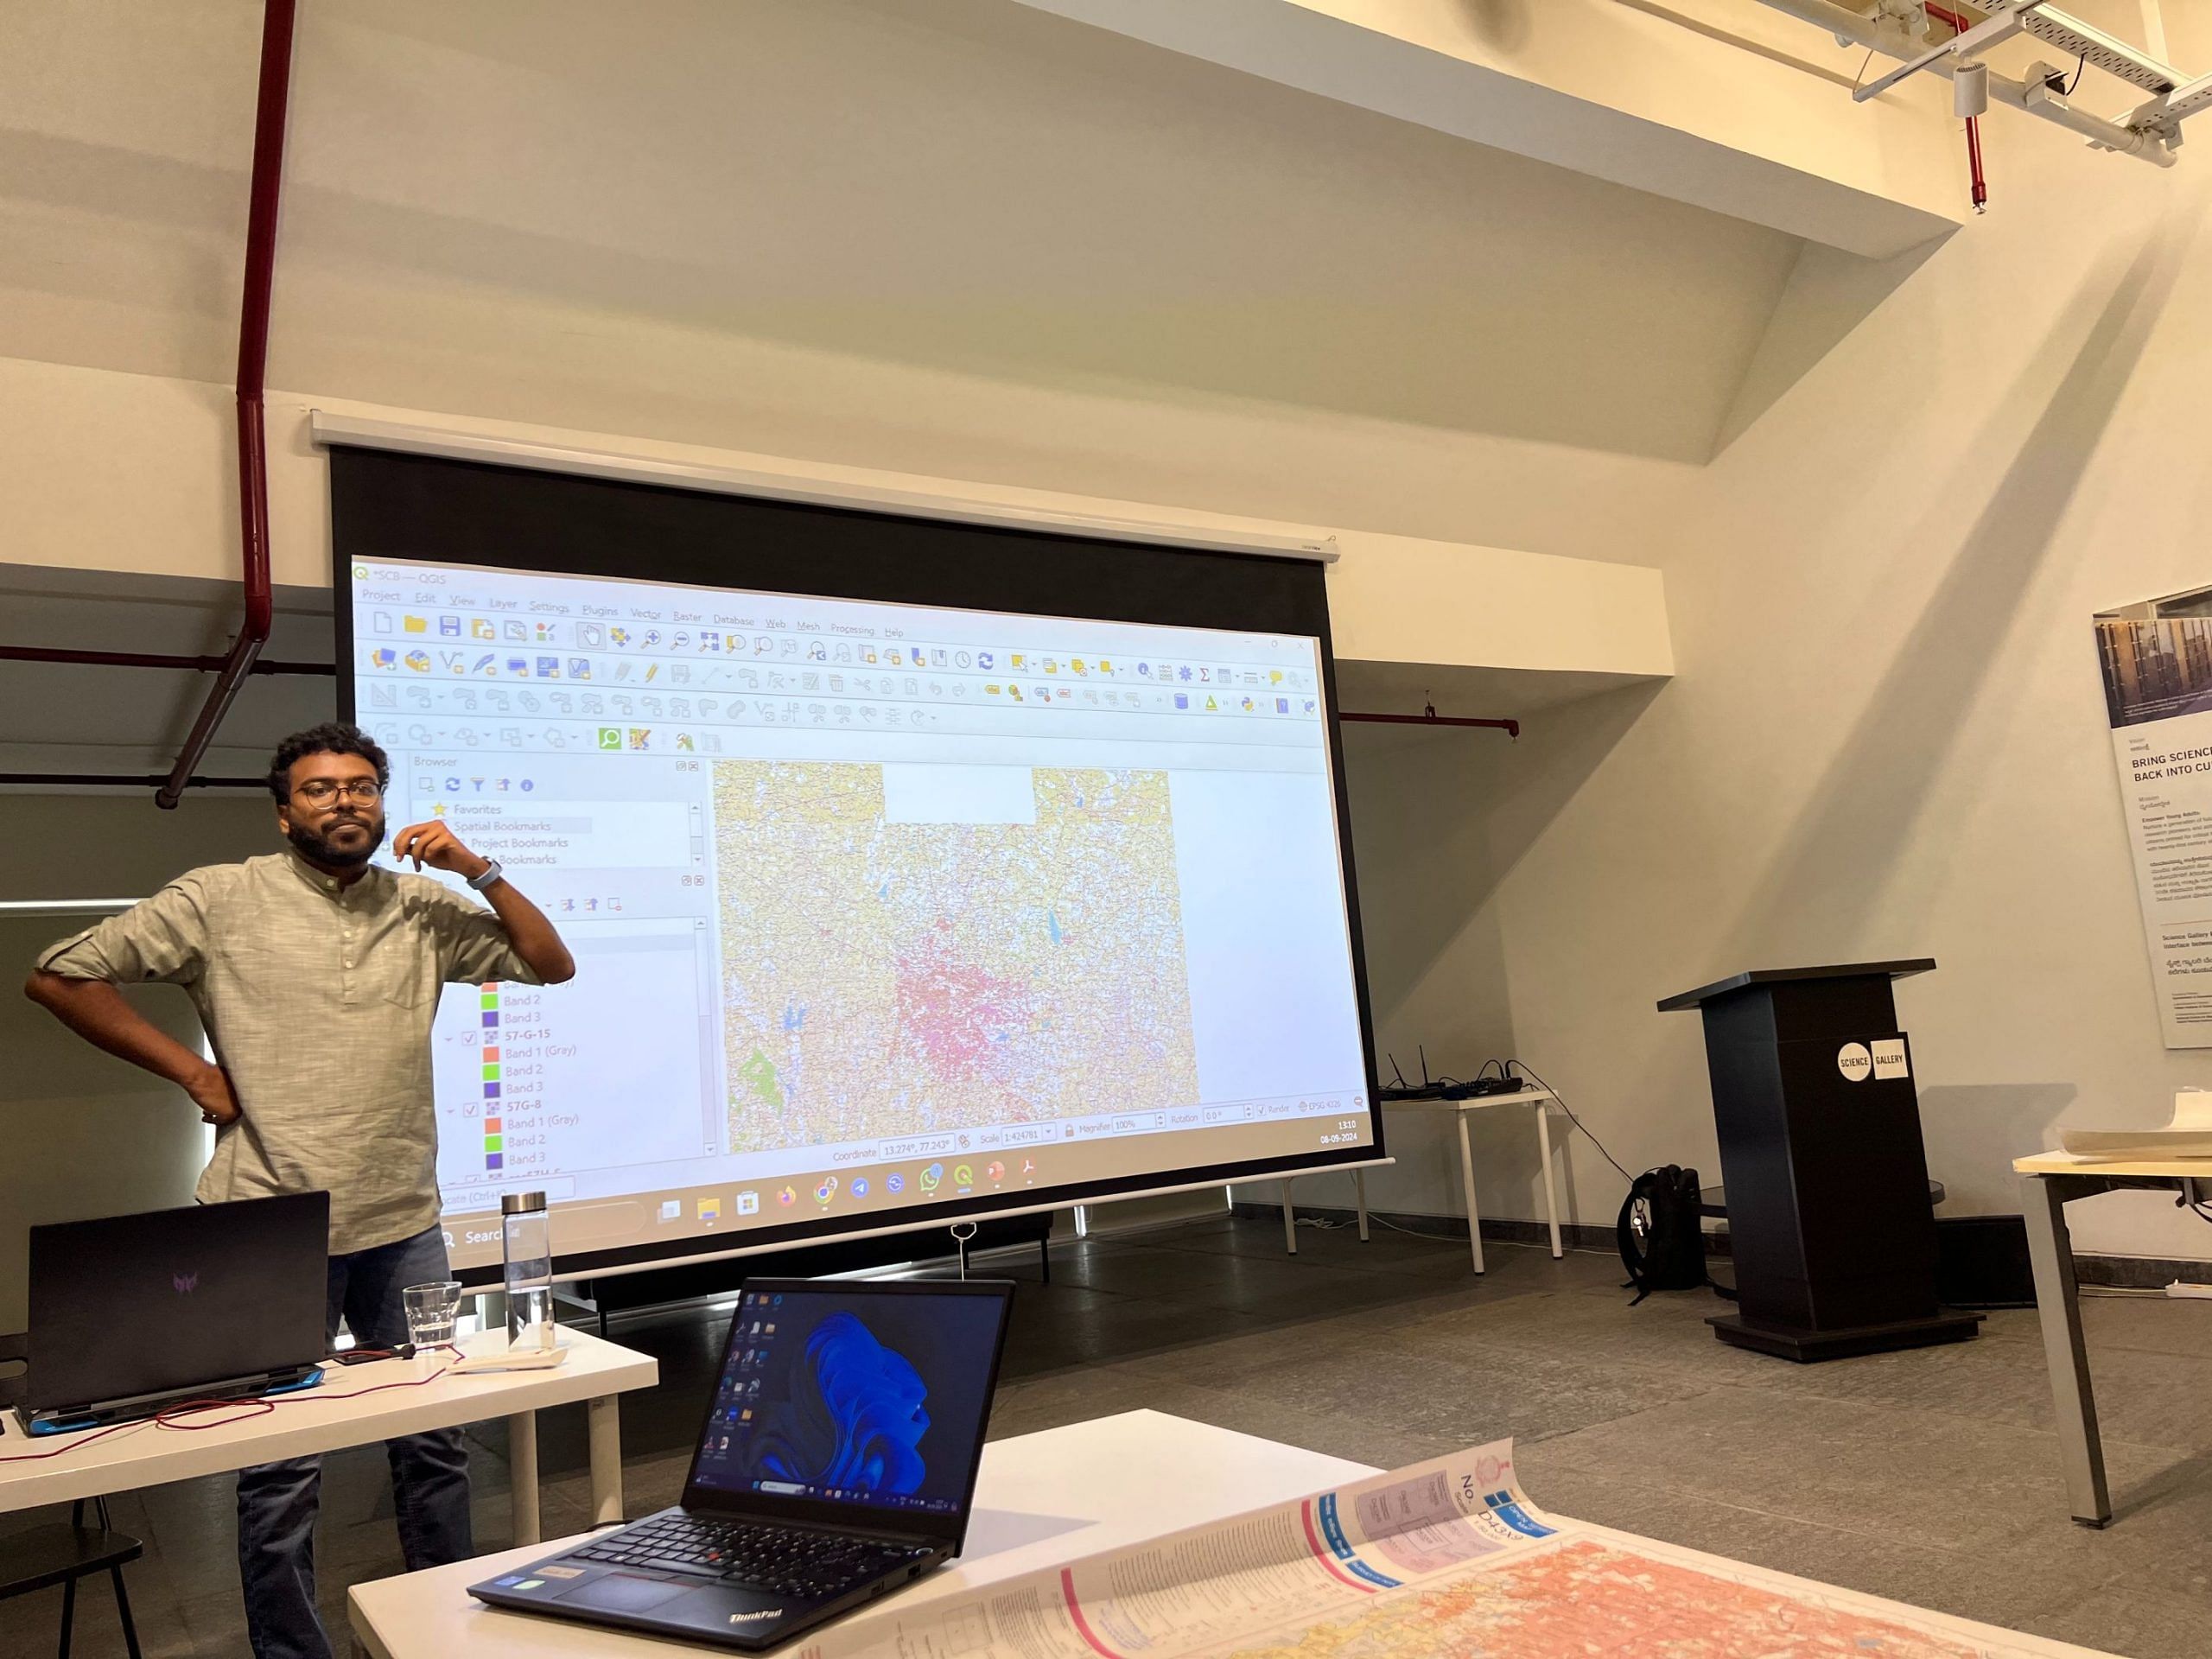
[1657,961,1980,1362]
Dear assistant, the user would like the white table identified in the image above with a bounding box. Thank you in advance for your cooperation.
[1,1328,658,1546]
[347,1409,1370,1656]
[1279,1088,1567,1270]
[350,1408,2108,1659]
[2014,1150,2212,1528]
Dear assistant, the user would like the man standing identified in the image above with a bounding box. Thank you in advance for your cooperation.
[25,722,575,1658]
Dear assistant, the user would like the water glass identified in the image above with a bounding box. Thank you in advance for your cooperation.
[402,1279,463,1347]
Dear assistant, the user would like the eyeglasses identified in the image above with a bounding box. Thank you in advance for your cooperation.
[293,779,384,804]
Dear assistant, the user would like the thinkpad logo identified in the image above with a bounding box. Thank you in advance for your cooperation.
[728,1609,784,1625]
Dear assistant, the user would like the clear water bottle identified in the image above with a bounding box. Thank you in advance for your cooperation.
[501,1191,554,1351]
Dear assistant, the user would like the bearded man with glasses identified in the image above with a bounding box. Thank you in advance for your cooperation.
[25,721,574,1659]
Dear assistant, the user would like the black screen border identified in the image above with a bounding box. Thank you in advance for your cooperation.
[327,445,1383,1280]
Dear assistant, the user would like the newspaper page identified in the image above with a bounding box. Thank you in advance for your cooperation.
[796,1440,2109,1659]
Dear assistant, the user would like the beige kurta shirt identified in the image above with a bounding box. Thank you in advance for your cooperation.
[38,849,541,1254]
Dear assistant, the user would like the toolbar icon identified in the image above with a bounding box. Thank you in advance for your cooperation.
[920,1163,943,1192]
[597,728,622,751]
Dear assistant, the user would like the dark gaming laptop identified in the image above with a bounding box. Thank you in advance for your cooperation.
[471,1276,1016,1650]
[23,1192,329,1433]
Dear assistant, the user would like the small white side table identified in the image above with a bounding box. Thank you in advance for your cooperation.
[1278,1089,1567,1272]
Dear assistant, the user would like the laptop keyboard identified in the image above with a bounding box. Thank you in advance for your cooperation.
[573,1514,935,1601]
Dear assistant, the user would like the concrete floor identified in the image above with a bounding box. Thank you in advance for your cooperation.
[6,1214,2212,1656]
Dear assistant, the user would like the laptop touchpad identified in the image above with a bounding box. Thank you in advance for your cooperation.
[556,1573,696,1614]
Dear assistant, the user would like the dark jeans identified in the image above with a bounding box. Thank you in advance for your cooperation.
[236,1224,472,1659]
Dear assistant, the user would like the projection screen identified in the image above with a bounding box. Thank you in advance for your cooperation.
[329,446,1380,1279]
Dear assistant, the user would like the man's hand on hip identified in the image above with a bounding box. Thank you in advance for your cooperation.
[391,821,492,881]
[186,1061,242,1128]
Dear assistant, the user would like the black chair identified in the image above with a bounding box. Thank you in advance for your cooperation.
[0,1334,145,1658]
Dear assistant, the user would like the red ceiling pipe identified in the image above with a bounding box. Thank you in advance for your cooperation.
[155,0,297,809]
[1922,2,1991,211]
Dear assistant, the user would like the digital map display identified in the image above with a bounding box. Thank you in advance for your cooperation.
[345,557,1371,1268]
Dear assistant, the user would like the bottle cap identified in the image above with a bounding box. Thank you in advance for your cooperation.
[502,1191,549,1216]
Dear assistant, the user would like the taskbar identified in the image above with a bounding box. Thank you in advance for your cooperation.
[436,1108,1375,1270]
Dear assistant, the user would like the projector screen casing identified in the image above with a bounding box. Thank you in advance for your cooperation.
[329,446,1381,1280]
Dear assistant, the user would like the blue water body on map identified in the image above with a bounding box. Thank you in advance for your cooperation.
[1046,909,1062,945]
[782,1002,807,1032]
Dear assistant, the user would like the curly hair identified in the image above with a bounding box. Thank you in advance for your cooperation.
[268,722,391,804]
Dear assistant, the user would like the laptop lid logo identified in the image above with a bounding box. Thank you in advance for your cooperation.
[173,1271,199,1294]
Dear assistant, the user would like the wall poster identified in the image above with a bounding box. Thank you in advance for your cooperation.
[2096,584,2212,1047]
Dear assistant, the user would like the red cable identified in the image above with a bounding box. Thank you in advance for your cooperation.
[1919,4,1990,212]
[0,1418,154,1464]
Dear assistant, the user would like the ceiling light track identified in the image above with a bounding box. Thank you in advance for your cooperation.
[1756,0,2202,193]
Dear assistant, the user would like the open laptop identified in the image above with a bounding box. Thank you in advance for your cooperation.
[471,1275,1016,1649]
[24,1192,329,1433]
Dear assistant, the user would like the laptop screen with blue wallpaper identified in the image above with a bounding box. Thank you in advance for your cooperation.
[689,1284,1009,1519]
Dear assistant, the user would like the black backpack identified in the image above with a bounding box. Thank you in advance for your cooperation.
[1618,1165,1708,1305]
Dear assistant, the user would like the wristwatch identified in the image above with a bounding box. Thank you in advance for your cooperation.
[467,859,505,893]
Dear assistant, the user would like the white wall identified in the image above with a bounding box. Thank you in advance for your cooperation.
[0,359,1675,686]
[1299,73,2212,1262]
[0,791,276,1329]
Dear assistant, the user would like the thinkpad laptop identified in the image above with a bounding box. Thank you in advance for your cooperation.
[471,1276,1015,1650]
[25,1192,329,1433]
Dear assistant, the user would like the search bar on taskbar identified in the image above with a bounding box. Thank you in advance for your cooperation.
[442,1176,578,1211]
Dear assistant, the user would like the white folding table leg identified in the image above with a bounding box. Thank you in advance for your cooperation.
[2020,1173,2111,1526]
[1281,1179,1299,1255]
[1456,1110,1485,1274]
[1535,1103,1564,1260]
[1353,1167,1370,1242]
[588,1394,626,1525]
[509,1410,541,1546]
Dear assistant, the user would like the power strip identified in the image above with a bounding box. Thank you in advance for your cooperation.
[2165,1281,2212,1300]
